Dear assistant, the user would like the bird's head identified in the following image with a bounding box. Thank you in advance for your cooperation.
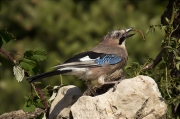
[101,28,135,47]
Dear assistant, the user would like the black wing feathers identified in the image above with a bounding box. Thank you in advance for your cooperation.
[27,69,72,83]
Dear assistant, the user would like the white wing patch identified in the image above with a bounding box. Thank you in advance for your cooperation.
[58,67,88,75]
[79,56,94,61]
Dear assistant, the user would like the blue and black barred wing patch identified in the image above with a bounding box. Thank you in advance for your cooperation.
[95,54,122,66]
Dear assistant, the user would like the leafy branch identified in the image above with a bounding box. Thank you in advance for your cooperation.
[0,29,49,111]
[127,1,180,118]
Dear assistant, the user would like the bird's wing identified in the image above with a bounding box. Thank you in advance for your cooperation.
[52,51,122,68]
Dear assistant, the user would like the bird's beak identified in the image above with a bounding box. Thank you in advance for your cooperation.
[123,28,135,38]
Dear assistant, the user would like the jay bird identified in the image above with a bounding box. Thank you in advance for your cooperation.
[27,28,134,86]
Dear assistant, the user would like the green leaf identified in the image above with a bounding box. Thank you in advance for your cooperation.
[166,46,173,52]
[35,99,45,108]
[23,103,36,112]
[24,96,29,100]
[20,58,37,71]
[146,29,150,35]
[161,26,167,31]
[165,17,170,24]
[31,66,41,75]
[166,46,172,49]
[0,28,16,43]
[176,62,180,70]
[24,49,47,62]
[20,58,39,76]
[150,27,155,34]
[13,64,24,82]
[176,56,180,61]
[0,62,1,66]
[36,112,45,119]
[177,85,180,91]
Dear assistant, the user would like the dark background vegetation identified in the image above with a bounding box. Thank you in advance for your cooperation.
[0,0,168,114]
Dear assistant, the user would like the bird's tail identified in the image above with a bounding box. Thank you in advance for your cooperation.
[26,69,71,83]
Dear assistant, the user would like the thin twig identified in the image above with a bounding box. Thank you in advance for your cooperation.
[142,49,164,70]
[0,47,49,109]
[60,74,63,86]
[137,60,149,75]
[0,48,15,63]
[165,67,171,98]
[33,83,49,109]
[32,84,40,99]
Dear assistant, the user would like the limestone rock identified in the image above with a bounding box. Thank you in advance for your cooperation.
[49,85,82,119]
[0,108,44,119]
[71,75,167,119]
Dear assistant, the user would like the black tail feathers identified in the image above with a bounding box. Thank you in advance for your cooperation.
[26,69,71,83]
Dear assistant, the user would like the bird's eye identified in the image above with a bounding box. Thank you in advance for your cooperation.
[114,32,120,39]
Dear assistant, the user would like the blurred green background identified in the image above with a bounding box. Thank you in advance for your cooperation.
[0,0,167,114]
